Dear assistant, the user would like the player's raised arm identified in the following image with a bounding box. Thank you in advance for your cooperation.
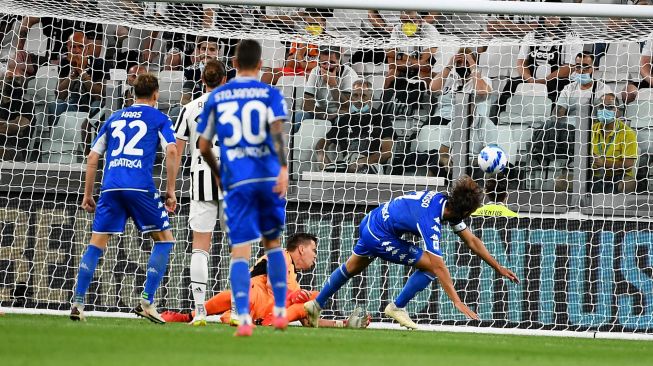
[456,229,519,283]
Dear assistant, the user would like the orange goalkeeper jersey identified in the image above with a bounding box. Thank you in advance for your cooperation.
[249,250,301,298]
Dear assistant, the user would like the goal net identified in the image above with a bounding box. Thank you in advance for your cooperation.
[1,0,653,337]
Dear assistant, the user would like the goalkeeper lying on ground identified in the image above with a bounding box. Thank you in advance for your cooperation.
[162,233,369,328]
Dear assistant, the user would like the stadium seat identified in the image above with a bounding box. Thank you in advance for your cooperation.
[109,68,128,81]
[478,44,520,79]
[596,41,641,82]
[415,125,448,152]
[492,124,532,164]
[25,23,47,57]
[258,36,285,70]
[365,74,385,101]
[41,111,88,164]
[498,83,551,126]
[327,9,366,37]
[157,70,183,110]
[276,75,306,114]
[24,65,59,105]
[292,119,331,173]
[626,89,653,154]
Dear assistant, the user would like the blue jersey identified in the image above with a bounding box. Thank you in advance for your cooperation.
[366,191,467,257]
[91,104,176,192]
[197,76,288,190]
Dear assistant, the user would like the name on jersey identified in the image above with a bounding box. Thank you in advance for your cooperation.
[108,157,143,170]
[226,145,271,161]
[213,88,269,102]
[121,111,142,118]
[421,191,436,208]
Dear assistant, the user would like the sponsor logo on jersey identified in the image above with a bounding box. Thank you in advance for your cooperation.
[108,158,143,170]
[226,145,271,161]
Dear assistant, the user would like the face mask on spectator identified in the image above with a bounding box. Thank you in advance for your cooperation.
[596,108,616,124]
[402,22,419,37]
[350,103,371,114]
[455,66,469,79]
[573,72,592,85]
[306,24,323,36]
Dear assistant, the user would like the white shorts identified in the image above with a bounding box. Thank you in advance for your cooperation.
[189,200,220,233]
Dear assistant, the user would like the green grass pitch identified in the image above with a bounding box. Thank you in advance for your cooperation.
[1,314,652,366]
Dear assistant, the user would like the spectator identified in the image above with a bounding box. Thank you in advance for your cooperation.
[181,36,221,106]
[261,8,326,85]
[7,16,102,80]
[202,4,261,58]
[300,46,358,124]
[385,11,439,90]
[48,31,109,125]
[430,48,493,126]
[623,33,653,104]
[364,10,400,37]
[548,52,612,191]
[0,78,35,161]
[314,79,394,173]
[498,16,582,112]
[123,64,148,108]
[471,173,519,217]
[590,93,638,193]
[556,52,613,126]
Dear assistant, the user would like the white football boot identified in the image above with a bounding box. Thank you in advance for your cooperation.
[384,302,418,330]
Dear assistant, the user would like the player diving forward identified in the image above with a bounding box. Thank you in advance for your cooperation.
[197,39,290,336]
[173,59,227,326]
[304,175,520,329]
[71,73,179,323]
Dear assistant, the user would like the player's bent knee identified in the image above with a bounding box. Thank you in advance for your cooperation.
[191,231,212,251]
[231,244,251,259]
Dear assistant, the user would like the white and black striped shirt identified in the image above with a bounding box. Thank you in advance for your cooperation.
[174,93,223,201]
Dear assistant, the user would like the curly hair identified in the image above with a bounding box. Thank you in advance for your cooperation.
[484,172,508,203]
[448,175,485,216]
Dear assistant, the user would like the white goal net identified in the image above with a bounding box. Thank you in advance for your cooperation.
[1,0,653,336]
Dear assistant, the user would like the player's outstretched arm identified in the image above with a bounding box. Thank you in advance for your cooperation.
[164,144,179,213]
[457,229,520,283]
[270,120,288,197]
[425,254,479,320]
[198,136,222,190]
[81,151,101,213]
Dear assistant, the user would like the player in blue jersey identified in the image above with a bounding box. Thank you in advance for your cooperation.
[304,175,520,329]
[70,73,179,323]
[197,39,289,336]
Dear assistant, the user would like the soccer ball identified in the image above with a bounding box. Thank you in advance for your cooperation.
[477,145,508,175]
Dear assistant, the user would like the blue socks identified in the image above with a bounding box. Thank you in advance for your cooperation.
[266,247,287,313]
[394,270,436,308]
[74,244,104,304]
[316,264,351,308]
[142,241,174,304]
[230,258,251,319]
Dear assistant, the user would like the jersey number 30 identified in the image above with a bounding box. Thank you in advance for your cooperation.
[217,100,268,147]
[110,119,147,156]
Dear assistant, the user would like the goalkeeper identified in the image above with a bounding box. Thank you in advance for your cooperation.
[162,233,369,328]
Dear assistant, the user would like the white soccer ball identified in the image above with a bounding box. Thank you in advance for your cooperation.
[477,145,508,175]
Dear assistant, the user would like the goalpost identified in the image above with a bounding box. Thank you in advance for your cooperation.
[1,0,653,340]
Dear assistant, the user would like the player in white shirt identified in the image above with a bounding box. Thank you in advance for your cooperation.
[173,59,227,326]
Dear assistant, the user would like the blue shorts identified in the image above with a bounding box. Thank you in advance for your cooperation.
[223,181,285,246]
[352,215,424,266]
[92,189,171,234]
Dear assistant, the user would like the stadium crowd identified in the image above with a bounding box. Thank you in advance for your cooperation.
[0,0,650,194]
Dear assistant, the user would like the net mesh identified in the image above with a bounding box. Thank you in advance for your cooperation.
[1,1,653,334]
